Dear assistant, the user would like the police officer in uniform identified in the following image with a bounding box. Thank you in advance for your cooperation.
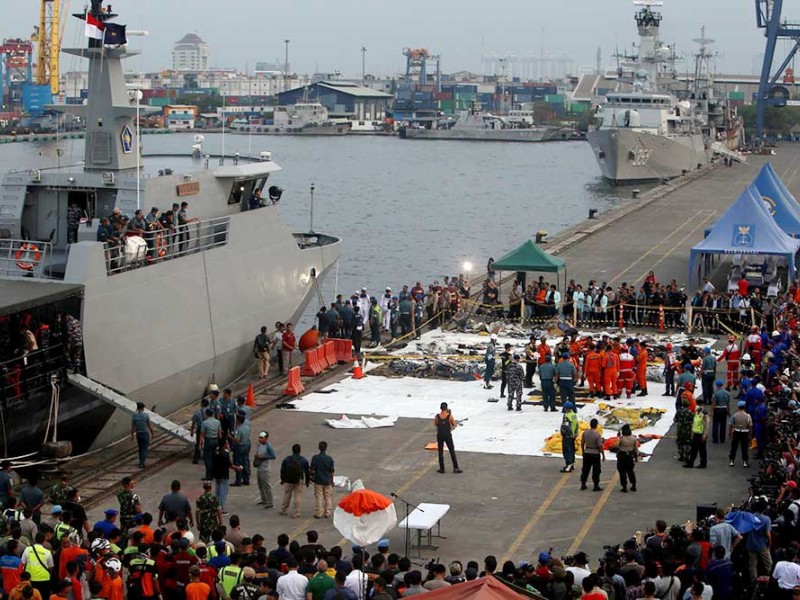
[434,403,463,474]
[230,412,251,487]
[538,353,557,412]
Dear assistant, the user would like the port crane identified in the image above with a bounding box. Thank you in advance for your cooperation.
[754,0,800,143]
[31,0,68,95]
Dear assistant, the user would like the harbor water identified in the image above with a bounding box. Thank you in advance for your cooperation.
[0,134,636,315]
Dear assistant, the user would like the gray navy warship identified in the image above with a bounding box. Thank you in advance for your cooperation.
[0,2,341,456]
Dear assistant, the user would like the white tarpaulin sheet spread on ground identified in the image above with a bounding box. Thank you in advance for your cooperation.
[325,415,398,429]
[294,326,684,462]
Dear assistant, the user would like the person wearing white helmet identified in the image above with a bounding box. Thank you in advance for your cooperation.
[104,556,123,600]
[483,335,497,390]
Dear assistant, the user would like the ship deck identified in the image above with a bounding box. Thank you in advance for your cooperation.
[0,279,82,317]
[73,145,800,567]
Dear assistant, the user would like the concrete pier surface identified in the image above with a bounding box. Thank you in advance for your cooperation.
[82,148,800,567]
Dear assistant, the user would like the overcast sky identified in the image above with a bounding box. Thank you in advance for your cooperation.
[2,1,792,78]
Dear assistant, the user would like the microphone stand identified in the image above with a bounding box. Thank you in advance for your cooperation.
[392,492,423,563]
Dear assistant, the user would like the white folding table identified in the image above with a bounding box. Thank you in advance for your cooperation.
[397,502,450,556]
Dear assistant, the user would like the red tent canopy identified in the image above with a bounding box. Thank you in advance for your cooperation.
[419,576,544,599]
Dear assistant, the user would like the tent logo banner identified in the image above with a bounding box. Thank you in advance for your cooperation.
[732,224,755,247]
[761,195,777,216]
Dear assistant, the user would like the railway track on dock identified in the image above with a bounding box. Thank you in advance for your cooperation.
[66,364,351,510]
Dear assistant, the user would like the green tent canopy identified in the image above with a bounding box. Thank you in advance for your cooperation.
[492,240,565,273]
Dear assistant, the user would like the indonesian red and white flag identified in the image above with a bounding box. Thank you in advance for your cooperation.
[85,13,104,40]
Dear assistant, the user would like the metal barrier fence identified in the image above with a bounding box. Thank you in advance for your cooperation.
[104,216,231,275]
[0,239,53,279]
[461,296,763,334]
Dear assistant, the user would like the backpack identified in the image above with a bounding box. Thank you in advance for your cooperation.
[560,416,574,439]
[283,456,303,484]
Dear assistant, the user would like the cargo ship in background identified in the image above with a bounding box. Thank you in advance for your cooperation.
[586,0,743,184]
[0,1,341,457]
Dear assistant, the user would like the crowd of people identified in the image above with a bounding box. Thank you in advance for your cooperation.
[89,202,199,266]
[6,265,800,600]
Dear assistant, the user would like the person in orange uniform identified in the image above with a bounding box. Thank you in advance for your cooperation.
[185,565,210,600]
[103,558,124,600]
[618,346,636,399]
[603,344,619,400]
[681,381,697,413]
[583,344,602,396]
[635,340,649,397]
[536,337,550,367]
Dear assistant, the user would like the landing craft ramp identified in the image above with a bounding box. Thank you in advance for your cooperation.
[67,373,194,444]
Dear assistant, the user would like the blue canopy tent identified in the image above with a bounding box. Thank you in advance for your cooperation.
[688,183,800,286]
[752,162,800,237]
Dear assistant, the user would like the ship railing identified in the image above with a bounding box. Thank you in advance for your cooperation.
[0,344,70,408]
[0,239,53,279]
[104,215,231,275]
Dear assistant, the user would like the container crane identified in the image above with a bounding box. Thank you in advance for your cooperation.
[754,0,800,143]
[31,0,67,95]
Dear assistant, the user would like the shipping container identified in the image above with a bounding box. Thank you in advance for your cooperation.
[545,94,565,103]
[148,97,170,107]
[727,91,745,100]
[433,92,452,101]
[438,100,455,112]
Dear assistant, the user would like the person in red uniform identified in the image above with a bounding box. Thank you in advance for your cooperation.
[744,326,763,370]
[635,341,649,397]
[583,344,602,395]
[603,344,619,400]
[717,335,741,390]
[618,346,636,399]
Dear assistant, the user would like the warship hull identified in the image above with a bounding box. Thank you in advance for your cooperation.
[400,126,564,142]
[586,128,711,185]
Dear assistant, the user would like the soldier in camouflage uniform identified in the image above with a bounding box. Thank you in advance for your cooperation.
[195,480,222,543]
[49,473,74,507]
[67,204,82,245]
[506,355,525,411]
[117,476,141,534]
[676,398,694,463]
[65,315,83,373]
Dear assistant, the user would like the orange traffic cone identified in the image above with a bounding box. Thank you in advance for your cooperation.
[246,383,256,407]
[352,359,365,379]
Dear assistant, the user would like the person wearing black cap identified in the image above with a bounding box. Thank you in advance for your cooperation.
[130,403,154,469]
[434,403,462,474]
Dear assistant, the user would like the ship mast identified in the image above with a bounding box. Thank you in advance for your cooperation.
[59,0,139,173]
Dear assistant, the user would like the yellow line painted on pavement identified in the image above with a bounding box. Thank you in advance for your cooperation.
[567,473,619,555]
[501,473,571,563]
[607,210,709,285]
[633,210,718,281]
[331,422,439,548]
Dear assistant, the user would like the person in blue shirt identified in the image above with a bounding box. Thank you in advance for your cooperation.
[752,397,768,459]
[745,380,765,414]
[131,402,154,469]
[93,509,119,539]
[745,500,772,582]
[96,217,116,243]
